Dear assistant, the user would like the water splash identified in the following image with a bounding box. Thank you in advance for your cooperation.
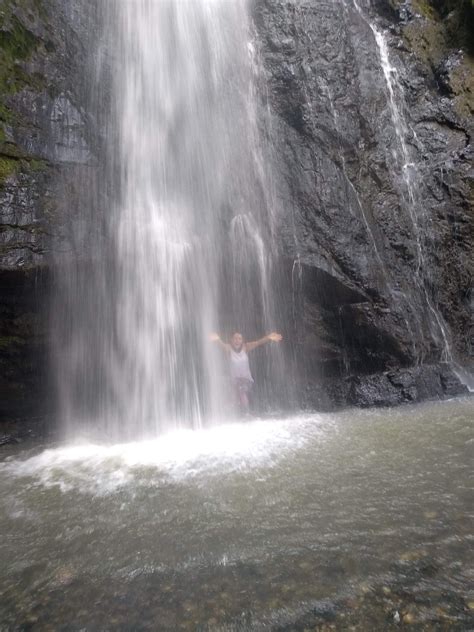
[0,415,330,493]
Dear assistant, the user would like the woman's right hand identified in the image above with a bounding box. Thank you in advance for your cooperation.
[267,332,283,342]
[209,333,220,342]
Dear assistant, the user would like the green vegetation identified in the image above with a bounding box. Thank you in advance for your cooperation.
[27,158,46,171]
[0,2,54,179]
[411,0,438,19]
[0,1,43,141]
[390,0,474,54]
[0,335,25,351]
[0,14,38,61]
[0,154,19,184]
[0,8,40,94]
[393,0,474,119]
[0,151,48,188]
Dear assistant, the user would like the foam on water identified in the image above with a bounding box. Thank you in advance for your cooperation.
[0,414,332,494]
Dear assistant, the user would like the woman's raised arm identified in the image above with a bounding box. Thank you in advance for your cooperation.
[245,332,282,352]
[209,333,231,352]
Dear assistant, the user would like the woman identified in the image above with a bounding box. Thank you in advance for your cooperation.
[210,331,283,412]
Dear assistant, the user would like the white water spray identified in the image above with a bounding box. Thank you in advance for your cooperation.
[56,0,280,439]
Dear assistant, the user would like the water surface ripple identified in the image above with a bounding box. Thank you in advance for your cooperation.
[1,398,472,630]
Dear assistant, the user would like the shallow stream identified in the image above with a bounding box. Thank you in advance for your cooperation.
[1,398,473,630]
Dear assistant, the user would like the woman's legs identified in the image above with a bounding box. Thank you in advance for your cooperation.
[234,379,251,413]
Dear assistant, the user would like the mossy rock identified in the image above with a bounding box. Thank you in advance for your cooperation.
[0,140,28,159]
[0,150,48,187]
[0,13,38,61]
[0,2,44,134]
[402,17,447,67]
[0,335,25,350]
[390,0,474,54]
[412,0,438,19]
[0,10,41,94]
[0,154,19,184]
[450,56,474,118]
[388,0,437,18]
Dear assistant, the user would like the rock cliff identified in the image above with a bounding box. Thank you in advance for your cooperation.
[0,0,93,419]
[0,0,472,419]
[254,0,473,407]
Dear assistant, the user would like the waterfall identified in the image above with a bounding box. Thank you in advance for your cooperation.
[351,0,454,364]
[54,0,281,439]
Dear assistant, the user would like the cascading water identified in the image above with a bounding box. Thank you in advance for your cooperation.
[351,0,454,364]
[55,0,283,439]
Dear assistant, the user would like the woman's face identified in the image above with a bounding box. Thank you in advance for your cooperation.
[231,333,243,351]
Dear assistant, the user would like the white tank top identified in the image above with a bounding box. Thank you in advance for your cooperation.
[229,348,254,382]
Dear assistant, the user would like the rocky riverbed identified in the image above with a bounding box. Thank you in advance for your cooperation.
[0,397,472,630]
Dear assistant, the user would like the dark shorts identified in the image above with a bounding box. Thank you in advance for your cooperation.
[233,378,253,394]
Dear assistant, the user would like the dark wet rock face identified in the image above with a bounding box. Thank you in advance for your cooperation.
[254,0,473,407]
[0,0,95,418]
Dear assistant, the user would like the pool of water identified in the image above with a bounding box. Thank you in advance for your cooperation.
[1,398,473,630]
